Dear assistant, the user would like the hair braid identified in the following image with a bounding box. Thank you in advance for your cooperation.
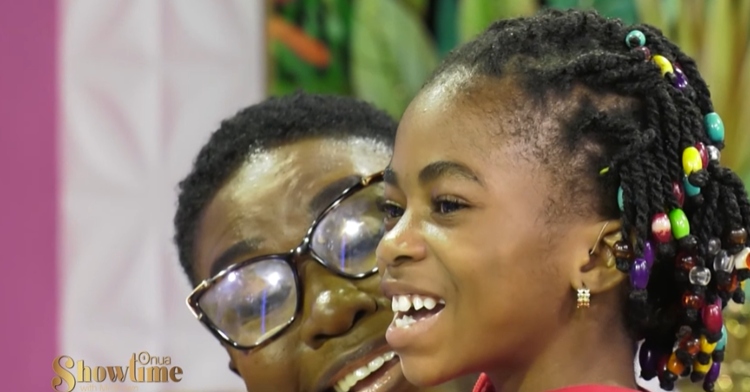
[429,9,750,391]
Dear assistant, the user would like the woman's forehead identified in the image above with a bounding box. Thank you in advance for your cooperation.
[194,138,390,279]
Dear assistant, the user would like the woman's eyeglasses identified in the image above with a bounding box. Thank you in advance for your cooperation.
[186,172,384,350]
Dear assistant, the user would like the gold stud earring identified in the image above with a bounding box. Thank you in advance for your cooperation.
[577,283,591,309]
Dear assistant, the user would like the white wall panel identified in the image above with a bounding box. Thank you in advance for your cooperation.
[60,1,265,390]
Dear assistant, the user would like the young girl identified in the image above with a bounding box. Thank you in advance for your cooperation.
[377,9,749,392]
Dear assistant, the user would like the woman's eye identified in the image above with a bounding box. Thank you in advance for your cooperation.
[380,202,404,219]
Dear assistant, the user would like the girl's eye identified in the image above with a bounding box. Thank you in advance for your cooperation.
[432,197,467,215]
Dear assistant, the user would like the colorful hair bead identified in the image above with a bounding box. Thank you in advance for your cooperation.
[703,361,720,391]
[712,250,733,273]
[704,112,725,143]
[702,302,723,335]
[668,208,690,239]
[613,240,634,260]
[695,142,708,168]
[639,340,661,380]
[733,247,750,270]
[694,358,712,374]
[630,258,650,290]
[679,334,701,355]
[682,291,705,309]
[707,145,721,162]
[699,334,718,356]
[625,30,646,48]
[652,55,674,77]
[643,240,655,268]
[689,266,711,286]
[716,325,728,351]
[651,213,672,243]
[728,227,748,245]
[677,252,696,271]
[692,357,711,382]
[707,238,722,256]
[672,66,688,89]
[617,186,624,211]
[682,146,703,175]
[657,353,670,379]
[683,175,701,197]
[672,181,685,206]
[720,273,739,292]
[666,352,685,376]
[636,46,651,60]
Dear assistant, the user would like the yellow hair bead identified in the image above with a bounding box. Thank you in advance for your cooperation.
[694,358,712,373]
[682,146,702,175]
[700,335,717,353]
[652,55,674,76]
[599,167,610,175]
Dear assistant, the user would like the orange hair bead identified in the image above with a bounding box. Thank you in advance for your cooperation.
[667,352,685,375]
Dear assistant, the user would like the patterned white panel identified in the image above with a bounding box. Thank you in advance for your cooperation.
[60,0,265,390]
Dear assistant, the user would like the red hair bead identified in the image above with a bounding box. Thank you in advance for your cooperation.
[651,213,672,243]
[676,252,696,271]
[719,273,738,292]
[672,181,685,207]
[701,302,723,335]
[679,335,701,355]
[682,292,704,309]
[613,240,634,260]
[636,46,651,60]
[657,354,669,378]
[695,142,708,169]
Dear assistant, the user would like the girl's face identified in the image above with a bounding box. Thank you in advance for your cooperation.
[193,137,475,392]
[376,81,602,386]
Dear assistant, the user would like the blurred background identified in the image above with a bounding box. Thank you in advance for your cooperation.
[1,0,748,391]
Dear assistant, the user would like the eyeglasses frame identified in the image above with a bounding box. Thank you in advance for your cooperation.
[186,171,384,350]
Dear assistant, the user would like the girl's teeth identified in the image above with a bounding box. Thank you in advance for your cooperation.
[398,296,410,312]
[389,294,445,313]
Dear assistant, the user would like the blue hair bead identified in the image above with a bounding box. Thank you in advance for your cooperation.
[716,325,728,351]
[683,175,701,197]
[626,30,646,48]
[704,112,725,143]
[617,186,624,211]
